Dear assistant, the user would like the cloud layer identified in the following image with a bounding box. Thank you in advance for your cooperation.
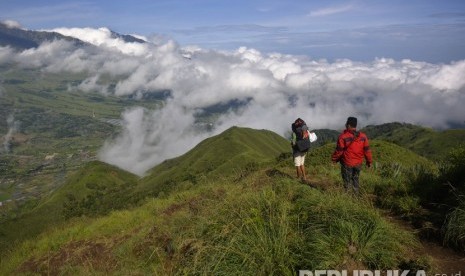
[1,27,465,175]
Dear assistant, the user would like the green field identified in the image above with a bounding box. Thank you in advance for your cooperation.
[0,67,164,209]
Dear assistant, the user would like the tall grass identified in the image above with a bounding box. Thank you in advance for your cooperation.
[178,177,421,274]
[292,190,417,269]
[185,188,298,275]
[1,170,426,275]
[440,147,465,251]
[443,204,465,252]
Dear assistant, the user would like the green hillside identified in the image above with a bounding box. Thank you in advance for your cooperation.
[0,161,138,251]
[363,122,465,160]
[3,126,465,274]
[137,126,290,196]
[0,66,165,219]
[1,164,426,275]
[306,139,435,169]
[1,127,290,251]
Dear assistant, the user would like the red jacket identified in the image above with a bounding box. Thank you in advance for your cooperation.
[331,129,373,167]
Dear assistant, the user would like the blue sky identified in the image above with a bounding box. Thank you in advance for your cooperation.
[2,0,465,63]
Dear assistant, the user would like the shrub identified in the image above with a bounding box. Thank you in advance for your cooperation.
[443,204,465,252]
[184,188,299,275]
[439,146,465,202]
[292,190,417,270]
[409,146,465,251]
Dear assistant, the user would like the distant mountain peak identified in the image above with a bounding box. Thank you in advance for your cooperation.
[0,22,146,51]
[108,29,146,44]
[0,22,86,50]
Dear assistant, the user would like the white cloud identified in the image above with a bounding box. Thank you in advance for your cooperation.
[0,46,14,64]
[14,40,82,70]
[308,4,354,17]
[2,115,19,153]
[48,27,150,56]
[1,27,464,175]
[76,75,109,94]
[420,60,465,90]
[1,19,22,29]
[98,102,205,176]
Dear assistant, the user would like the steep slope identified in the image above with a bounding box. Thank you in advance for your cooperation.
[362,122,465,160]
[0,161,138,250]
[137,126,290,196]
[1,127,290,250]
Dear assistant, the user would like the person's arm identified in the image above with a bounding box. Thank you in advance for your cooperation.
[331,135,344,163]
[290,132,296,146]
[363,135,373,167]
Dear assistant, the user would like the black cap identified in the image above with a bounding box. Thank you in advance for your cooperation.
[346,117,357,128]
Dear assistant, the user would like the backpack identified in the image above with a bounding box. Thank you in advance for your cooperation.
[292,118,311,152]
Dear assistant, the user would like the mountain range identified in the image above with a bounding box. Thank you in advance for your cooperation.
[0,22,145,50]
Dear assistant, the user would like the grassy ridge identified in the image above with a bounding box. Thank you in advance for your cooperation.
[1,126,464,273]
[1,127,290,251]
[0,169,425,275]
[363,122,465,160]
[305,140,434,168]
[137,126,290,196]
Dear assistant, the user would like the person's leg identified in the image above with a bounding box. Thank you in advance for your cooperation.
[294,154,302,178]
[294,153,306,179]
[341,163,351,191]
[299,153,306,180]
[351,165,361,195]
[295,166,301,178]
[299,165,306,180]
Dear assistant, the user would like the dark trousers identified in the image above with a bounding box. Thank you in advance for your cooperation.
[341,163,361,193]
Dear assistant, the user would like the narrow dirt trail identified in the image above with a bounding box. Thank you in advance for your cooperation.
[372,210,465,273]
[420,240,465,273]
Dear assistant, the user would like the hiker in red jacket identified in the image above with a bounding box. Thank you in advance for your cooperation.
[331,117,373,194]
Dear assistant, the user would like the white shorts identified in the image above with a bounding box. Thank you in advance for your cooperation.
[293,152,306,166]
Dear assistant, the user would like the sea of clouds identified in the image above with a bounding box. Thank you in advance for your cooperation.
[1,25,464,175]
